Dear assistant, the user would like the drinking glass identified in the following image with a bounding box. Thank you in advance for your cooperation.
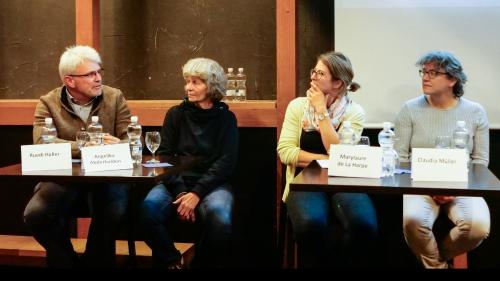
[145,131,161,164]
[358,136,370,146]
[76,130,90,151]
[435,135,452,149]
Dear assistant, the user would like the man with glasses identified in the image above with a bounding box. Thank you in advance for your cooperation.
[394,50,490,268]
[23,45,132,268]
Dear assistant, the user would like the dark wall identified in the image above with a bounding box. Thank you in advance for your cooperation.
[0,0,275,101]
[297,0,335,98]
[0,0,75,99]
[100,0,276,100]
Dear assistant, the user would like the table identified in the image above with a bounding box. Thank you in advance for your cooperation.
[288,161,500,268]
[290,161,500,197]
[0,155,195,184]
[0,155,198,266]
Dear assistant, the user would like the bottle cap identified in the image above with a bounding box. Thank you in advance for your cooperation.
[383,122,392,130]
[91,116,99,122]
[44,117,53,125]
[131,116,138,123]
[228,68,233,72]
[238,67,244,72]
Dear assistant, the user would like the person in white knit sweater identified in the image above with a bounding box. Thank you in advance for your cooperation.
[394,50,490,269]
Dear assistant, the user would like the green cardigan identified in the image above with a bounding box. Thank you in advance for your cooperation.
[277,97,365,202]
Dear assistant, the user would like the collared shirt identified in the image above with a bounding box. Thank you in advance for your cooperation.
[66,88,94,122]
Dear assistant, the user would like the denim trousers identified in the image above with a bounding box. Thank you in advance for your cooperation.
[140,183,233,268]
[403,195,490,268]
[23,181,129,268]
[287,191,378,268]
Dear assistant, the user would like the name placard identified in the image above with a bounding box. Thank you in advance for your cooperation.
[328,145,382,178]
[21,143,72,171]
[411,148,468,182]
[81,143,133,172]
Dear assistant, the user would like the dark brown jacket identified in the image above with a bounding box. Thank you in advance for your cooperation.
[33,85,132,157]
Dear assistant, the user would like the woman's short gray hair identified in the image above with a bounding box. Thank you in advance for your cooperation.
[182,57,227,102]
[58,45,102,82]
[416,50,467,98]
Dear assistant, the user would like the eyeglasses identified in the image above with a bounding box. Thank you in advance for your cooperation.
[418,69,447,79]
[68,69,104,79]
[310,68,328,80]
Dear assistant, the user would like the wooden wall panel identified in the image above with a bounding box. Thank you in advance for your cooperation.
[0,100,276,127]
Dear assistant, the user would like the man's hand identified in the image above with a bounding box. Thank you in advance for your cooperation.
[432,195,456,205]
[173,192,200,222]
[103,133,121,145]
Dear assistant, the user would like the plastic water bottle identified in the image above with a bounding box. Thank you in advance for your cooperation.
[225,68,236,102]
[42,117,57,144]
[87,116,103,146]
[378,122,398,177]
[127,116,143,165]
[338,120,355,145]
[453,120,469,150]
[235,67,247,101]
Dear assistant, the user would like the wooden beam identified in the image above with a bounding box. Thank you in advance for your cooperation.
[276,0,296,248]
[75,0,100,49]
[276,0,297,135]
[0,100,276,128]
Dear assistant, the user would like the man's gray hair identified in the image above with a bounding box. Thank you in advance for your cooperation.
[58,45,102,82]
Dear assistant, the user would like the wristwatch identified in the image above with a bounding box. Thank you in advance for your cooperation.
[317,111,329,121]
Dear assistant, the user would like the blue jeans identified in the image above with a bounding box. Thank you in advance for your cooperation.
[23,182,129,268]
[140,182,233,268]
[287,191,378,268]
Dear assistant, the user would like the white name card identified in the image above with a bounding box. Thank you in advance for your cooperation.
[81,143,133,172]
[328,145,382,178]
[411,148,468,182]
[21,143,72,171]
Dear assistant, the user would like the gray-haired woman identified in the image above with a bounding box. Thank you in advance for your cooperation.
[395,50,490,268]
[140,57,238,268]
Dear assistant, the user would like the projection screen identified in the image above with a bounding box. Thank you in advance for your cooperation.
[335,0,500,128]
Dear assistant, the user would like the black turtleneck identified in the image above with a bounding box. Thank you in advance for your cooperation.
[157,98,239,198]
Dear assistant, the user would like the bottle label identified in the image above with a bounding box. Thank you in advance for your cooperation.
[237,89,246,96]
[226,89,236,96]
[132,146,141,154]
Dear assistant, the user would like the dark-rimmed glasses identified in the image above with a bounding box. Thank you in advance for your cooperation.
[419,69,447,79]
[68,69,104,79]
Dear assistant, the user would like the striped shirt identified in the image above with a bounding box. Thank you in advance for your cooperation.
[394,95,489,166]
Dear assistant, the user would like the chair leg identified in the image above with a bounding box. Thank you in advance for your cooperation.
[453,252,468,269]
[283,216,298,268]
